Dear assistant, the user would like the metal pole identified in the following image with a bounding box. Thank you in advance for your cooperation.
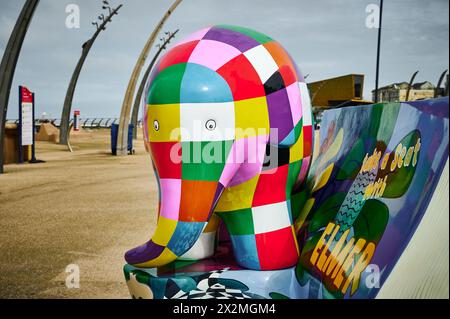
[130,29,179,139]
[0,0,40,174]
[18,87,23,164]
[59,4,123,146]
[374,0,384,103]
[116,0,183,156]
[30,92,37,162]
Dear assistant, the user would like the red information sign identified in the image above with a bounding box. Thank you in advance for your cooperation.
[20,86,34,146]
[74,110,80,131]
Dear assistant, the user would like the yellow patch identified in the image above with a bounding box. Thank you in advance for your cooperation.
[151,216,177,246]
[234,97,270,139]
[215,175,259,212]
[290,129,304,163]
[147,104,181,142]
[312,163,334,192]
[134,248,178,268]
[204,214,221,233]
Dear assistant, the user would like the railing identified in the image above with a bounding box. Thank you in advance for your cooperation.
[5,118,143,129]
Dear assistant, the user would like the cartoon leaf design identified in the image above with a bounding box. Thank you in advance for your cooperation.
[353,199,389,244]
[379,130,420,198]
[336,139,365,181]
[308,193,346,233]
[269,292,290,299]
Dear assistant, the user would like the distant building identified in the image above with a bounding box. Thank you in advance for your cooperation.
[308,74,373,109]
[308,74,373,129]
[372,81,436,103]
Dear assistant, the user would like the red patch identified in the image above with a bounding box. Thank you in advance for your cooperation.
[157,41,199,71]
[256,226,299,270]
[264,41,298,86]
[179,180,218,222]
[279,65,297,87]
[217,54,265,101]
[303,126,313,157]
[252,164,289,207]
[149,142,182,179]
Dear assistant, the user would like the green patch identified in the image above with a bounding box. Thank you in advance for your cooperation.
[290,191,307,222]
[182,141,233,181]
[147,63,187,105]
[217,208,254,235]
[286,160,302,199]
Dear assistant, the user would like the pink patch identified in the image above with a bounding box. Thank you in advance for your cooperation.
[175,27,211,46]
[189,40,241,71]
[297,156,311,184]
[220,135,268,187]
[286,82,302,126]
[159,179,181,220]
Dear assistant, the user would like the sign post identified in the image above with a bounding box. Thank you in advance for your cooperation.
[19,86,33,163]
[73,110,80,132]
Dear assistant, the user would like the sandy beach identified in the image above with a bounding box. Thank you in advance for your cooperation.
[0,129,157,298]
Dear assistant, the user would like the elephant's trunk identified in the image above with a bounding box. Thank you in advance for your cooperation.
[125,179,223,268]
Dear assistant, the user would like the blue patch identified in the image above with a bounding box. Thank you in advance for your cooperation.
[230,234,261,270]
[167,221,205,256]
[279,129,296,146]
[181,63,233,103]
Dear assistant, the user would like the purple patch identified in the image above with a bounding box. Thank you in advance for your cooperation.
[125,240,165,265]
[209,183,225,219]
[267,89,294,142]
[203,27,260,53]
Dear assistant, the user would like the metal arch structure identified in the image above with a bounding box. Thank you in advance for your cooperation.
[59,4,123,146]
[405,70,419,102]
[0,0,40,174]
[116,0,183,156]
[130,29,179,139]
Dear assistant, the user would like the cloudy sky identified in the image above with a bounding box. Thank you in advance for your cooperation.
[1,0,448,119]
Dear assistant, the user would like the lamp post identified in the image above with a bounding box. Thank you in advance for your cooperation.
[59,1,122,146]
[0,0,40,174]
[130,29,179,139]
[116,0,183,156]
[374,0,384,103]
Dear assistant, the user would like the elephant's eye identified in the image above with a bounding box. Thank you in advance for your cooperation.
[205,119,216,131]
[153,120,160,131]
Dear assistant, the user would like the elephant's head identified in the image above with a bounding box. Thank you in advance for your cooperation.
[125,25,313,269]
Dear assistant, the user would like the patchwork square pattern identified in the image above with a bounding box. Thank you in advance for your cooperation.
[147,104,181,142]
[159,179,182,220]
[180,102,235,142]
[129,25,314,271]
[189,40,241,71]
[179,180,219,222]
[182,141,233,181]
[234,97,270,139]
[252,164,289,207]
[217,208,254,236]
[256,226,299,270]
[167,221,206,256]
[244,45,279,83]
[229,234,261,270]
[251,201,292,234]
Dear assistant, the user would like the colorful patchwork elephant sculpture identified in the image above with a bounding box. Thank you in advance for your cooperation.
[125,25,314,271]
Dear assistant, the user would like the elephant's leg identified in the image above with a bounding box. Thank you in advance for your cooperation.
[216,163,301,271]
[177,214,221,261]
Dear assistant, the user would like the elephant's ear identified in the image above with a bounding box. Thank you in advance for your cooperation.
[271,82,313,148]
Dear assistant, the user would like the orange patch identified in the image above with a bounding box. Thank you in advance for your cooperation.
[179,180,218,222]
